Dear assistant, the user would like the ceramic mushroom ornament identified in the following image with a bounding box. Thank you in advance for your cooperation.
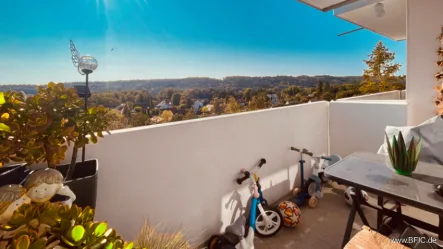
[0,185,31,224]
[24,168,76,207]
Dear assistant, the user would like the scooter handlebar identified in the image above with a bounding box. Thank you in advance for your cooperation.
[321,156,332,161]
[290,147,313,156]
[290,146,299,152]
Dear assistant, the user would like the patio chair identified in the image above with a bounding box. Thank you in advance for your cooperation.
[344,226,409,249]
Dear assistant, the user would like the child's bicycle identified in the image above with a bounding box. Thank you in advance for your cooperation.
[207,158,283,249]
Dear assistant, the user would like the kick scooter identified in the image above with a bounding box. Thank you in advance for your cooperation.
[207,158,283,249]
[304,153,342,199]
[290,147,333,208]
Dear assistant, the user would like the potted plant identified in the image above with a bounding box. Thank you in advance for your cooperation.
[0,200,134,249]
[0,82,110,208]
[385,131,422,176]
[0,90,32,182]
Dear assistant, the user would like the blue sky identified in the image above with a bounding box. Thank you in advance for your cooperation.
[0,0,405,85]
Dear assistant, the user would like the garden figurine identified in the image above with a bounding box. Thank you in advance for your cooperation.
[24,168,76,207]
[0,185,31,224]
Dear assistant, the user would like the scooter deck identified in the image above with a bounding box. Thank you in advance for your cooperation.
[291,192,311,206]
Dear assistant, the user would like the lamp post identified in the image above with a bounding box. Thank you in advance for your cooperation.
[77,56,98,162]
[70,40,98,162]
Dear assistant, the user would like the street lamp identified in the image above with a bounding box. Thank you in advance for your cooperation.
[70,40,98,162]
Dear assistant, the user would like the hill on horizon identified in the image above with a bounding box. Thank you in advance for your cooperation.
[0,75,375,95]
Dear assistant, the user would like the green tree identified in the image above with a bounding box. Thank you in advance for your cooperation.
[133,106,143,113]
[323,82,331,93]
[360,41,401,93]
[210,98,224,115]
[129,113,149,127]
[282,86,300,96]
[248,93,270,110]
[243,88,253,102]
[160,110,173,122]
[171,113,184,122]
[106,109,130,130]
[225,96,241,114]
[316,81,324,96]
[157,88,175,100]
[183,110,197,120]
[321,92,334,101]
[185,98,194,108]
[126,101,134,111]
[171,93,181,106]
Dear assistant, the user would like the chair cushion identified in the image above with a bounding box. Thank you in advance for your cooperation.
[377,116,443,165]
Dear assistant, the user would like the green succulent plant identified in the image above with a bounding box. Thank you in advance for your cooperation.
[386,131,422,176]
[0,202,134,249]
[0,91,28,166]
[0,82,110,181]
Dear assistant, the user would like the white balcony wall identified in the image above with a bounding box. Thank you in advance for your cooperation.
[407,0,443,125]
[400,90,406,100]
[329,100,407,157]
[336,90,402,101]
[84,102,329,243]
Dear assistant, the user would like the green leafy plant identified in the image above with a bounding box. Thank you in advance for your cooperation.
[0,82,110,181]
[386,131,422,176]
[0,202,134,249]
[0,91,28,166]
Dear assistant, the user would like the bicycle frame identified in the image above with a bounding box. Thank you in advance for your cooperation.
[254,174,267,206]
[235,164,273,249]
[245,166,273,227]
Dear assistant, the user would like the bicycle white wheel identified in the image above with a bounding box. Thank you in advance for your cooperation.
[254,209,282,237]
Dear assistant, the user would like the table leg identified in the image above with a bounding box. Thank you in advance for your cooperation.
[396,201,402,214]
[342,202,357,248]
[354,188,370,227]
[377,196,383,230]
[439,216,443,241]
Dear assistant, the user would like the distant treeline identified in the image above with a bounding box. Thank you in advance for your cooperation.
[0,75,375,95]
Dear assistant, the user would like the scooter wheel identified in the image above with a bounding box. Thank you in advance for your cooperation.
[308,197,318,208]
[207,235,234,249]
[319,172,329,183]
[305,178,322,197]
[293,187,301,196]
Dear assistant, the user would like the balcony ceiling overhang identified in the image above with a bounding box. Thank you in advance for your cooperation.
[297,0,406,41]
[296,0,359,12]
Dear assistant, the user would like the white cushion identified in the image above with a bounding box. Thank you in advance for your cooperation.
[377,116,443,165]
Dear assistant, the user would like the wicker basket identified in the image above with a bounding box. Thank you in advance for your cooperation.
[344,226,409,249]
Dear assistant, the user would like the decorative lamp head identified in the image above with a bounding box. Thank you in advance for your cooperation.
[78,55,98,75]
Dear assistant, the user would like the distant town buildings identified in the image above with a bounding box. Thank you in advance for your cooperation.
[267,94,279,106]
[193,100,204,113]
[155,100,172,110]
